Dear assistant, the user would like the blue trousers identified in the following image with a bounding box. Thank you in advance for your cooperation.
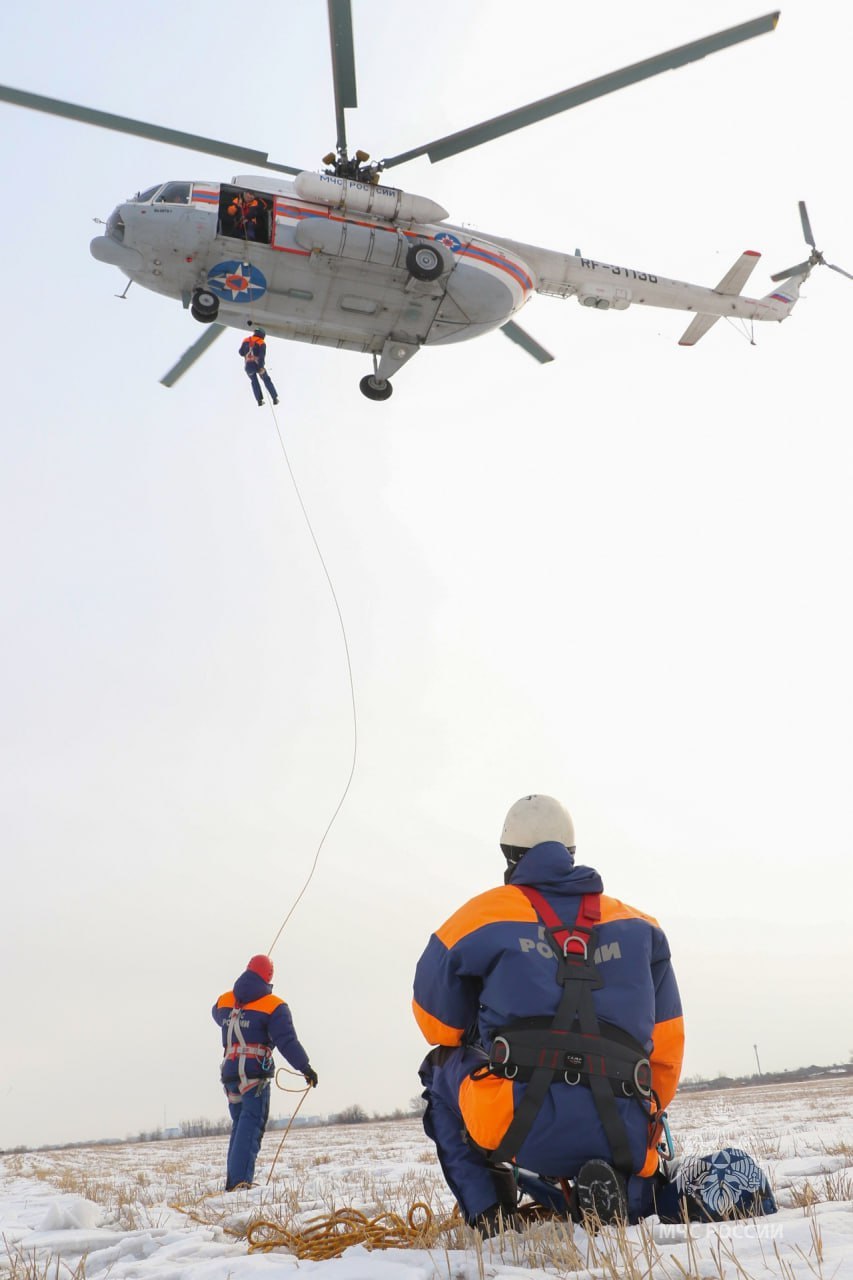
[245,365,278,405]
[225,1080,271,1190]
[419,1047,509,1223]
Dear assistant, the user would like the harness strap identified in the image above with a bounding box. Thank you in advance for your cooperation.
[224,1077,271,1104]
[224,1005,273,1094]
[488,886,636,1174]
[523,885,600,954]
[223,1042,273,1061]
[489,1022,652,1092]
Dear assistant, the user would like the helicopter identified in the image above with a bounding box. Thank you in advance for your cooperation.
[2,4,845,400]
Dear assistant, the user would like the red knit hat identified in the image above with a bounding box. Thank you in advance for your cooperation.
[247,954,274,983]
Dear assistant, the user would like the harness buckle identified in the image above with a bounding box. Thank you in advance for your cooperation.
[564,1070,581,1085]
[562,933,589,959]
[633,1058,653,1098]
[489,1035,518,1079]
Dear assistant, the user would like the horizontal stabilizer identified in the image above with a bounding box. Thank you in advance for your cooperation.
[678,312,720,346]
[715,249,762,295]
[679,250,762,346]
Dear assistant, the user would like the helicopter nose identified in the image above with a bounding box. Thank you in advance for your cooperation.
[90,235,143,272]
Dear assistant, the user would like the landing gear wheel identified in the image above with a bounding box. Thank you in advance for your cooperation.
[191,288,219,323]
[360,374,393,401]
[406,242,443,282]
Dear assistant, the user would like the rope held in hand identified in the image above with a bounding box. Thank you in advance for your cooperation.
[265,1067,312,1184]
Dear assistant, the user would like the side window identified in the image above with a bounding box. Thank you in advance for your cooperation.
[155,182,191,204]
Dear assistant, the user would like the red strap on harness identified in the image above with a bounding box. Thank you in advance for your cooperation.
[518,886,600,956]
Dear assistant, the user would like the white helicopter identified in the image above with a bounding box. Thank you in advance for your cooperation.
[2,5,848,399]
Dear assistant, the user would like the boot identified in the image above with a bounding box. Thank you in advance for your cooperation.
[574,1159,628,1226]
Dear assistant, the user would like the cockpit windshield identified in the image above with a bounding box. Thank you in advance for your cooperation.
[127,184,163,203]
[155,182,190,204]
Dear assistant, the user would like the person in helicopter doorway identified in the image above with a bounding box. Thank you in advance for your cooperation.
[239,328,279,407]
[226,190,263,240]
[413,795,777,1231]
[212,954,318,1191]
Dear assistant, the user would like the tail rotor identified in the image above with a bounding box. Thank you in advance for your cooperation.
[771,201,853,282]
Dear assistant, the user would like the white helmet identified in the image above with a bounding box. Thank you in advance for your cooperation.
[500,794,575,854]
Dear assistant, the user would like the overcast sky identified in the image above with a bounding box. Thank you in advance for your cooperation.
[1,0,851,1151]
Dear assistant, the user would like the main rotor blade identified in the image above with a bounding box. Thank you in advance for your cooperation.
[160,323,226,388]
[0,85,303,175]
[381,12,779,168]
[770,260,812,282]
[799,200,816,248]
[826,261,853,281]
[328,0,358,154]
[500,320,555,364]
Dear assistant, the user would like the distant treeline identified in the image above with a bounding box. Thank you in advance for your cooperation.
[9,1069,853,1154]
[679,1062,853,1092]
[8,1097,428,1154]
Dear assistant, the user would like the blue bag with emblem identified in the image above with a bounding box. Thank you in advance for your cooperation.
[654,1147,777,1222]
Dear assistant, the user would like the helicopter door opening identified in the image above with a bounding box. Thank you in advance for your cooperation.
[218,184,272,246]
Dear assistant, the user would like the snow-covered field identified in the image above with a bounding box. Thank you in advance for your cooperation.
[2,1077,852,1279]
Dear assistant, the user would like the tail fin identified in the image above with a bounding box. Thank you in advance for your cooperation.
[679,250,763,346]
[760,272,807,318]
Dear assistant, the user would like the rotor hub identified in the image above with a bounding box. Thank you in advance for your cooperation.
[322,147,382,183]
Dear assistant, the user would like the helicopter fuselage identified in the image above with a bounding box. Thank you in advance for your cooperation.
[90,173,534,358]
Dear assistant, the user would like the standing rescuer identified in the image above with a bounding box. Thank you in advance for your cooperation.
[213,954,318,1191]
[412,795,685,1228]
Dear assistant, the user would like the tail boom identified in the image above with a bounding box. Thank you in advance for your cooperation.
[468,229,805,339]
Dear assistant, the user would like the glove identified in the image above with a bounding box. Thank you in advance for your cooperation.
[304,1066,318,1088]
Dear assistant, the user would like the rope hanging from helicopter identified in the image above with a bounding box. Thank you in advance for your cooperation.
[264,399,358,958]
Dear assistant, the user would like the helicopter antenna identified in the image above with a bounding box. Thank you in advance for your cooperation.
[771,201,853,282]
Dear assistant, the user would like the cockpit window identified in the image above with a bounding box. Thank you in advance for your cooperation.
[128,185,163,203]
[155,182,191,204]
[106,206,125,241]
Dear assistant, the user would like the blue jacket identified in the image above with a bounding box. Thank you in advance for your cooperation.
[239,336,267,368]
[213,968,310,1083]
[413,841,684,1176]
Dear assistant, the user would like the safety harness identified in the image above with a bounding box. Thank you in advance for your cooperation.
[483,887,653,1172]
[243,334,265,367]
[222,1004,274,1103]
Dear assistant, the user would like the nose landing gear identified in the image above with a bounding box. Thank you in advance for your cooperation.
[191,288,220,323]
